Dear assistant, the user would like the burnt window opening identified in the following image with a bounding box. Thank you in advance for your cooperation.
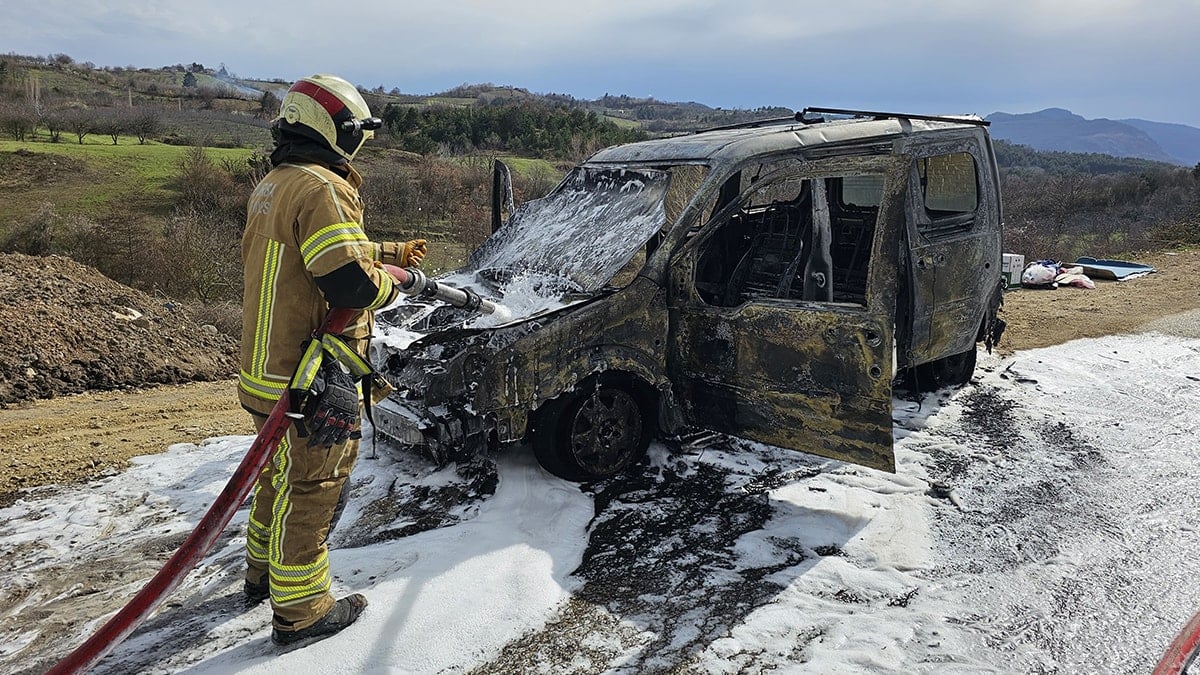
[694,172,883,308]
[827,175,882,305]
[916,152,978,236]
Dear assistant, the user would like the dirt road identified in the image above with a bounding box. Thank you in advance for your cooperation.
[0,380,252,506]
[2,248,1196,506]
[996,248,1200,352]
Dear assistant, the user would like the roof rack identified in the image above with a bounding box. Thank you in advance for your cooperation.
[799,107,990,127]
[691,116,800,134]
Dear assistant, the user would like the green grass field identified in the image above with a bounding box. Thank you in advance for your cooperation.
[495,155,563,177]
[603,114,643,129]
[0,138,255,223]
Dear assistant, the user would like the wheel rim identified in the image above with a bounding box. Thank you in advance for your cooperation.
[567,387,643,476]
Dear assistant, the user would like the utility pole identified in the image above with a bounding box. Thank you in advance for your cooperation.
[27,73,39,106]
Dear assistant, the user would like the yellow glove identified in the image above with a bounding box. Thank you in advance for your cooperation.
[400,239,428,267]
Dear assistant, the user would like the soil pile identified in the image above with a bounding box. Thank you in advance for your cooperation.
[0,252,239,406]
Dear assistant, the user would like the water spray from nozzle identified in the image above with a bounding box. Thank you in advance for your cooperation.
[388,266,512,319]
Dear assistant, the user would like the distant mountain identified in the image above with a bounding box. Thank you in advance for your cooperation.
[1118,118,1200,166]
[985,108,1187,165]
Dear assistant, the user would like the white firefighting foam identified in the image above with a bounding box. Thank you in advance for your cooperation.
[4,333,1200,673]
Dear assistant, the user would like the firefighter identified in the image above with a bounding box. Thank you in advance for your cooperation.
[239,73,426,646]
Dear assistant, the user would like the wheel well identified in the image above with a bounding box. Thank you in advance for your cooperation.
[528,370,659,440]
[528,370,660,481]
[594,370,658,415]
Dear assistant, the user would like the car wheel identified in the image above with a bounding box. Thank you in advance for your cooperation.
[916,347,978,392]
[533,380,651,481]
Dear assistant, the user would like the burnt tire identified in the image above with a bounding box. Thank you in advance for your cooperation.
[532,378,652,482]
[915,346,978,392]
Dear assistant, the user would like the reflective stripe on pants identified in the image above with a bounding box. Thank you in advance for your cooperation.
[245,415,359,630]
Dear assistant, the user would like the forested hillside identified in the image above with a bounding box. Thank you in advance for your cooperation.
[992,140,1200,262]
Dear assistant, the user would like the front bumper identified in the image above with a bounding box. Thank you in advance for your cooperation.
[371,396,428,446]
[371,395,492,464]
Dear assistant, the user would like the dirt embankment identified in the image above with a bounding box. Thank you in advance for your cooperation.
[1,248,1198,507]
[0,252,245,505]
[0,253,239,404]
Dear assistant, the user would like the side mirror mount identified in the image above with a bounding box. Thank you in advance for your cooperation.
[491,159,515,233]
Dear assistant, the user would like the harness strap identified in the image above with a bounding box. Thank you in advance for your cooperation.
[287,334,375,412]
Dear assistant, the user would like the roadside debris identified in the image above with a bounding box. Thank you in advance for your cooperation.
[1074,256,1157,281]
[1020,255,1158,290]
[1021,259,1095,289]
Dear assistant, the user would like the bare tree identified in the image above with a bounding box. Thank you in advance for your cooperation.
[40,107,64,142]
[62,107,97,144]
[129,107,162,144]
[194,86,222,110]
[154,205,243,302]
[0,100,37,141]
[93,108,129,145]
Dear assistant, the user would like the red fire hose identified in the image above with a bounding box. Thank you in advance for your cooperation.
[47,307,356,675]
[1156,610,1200,675]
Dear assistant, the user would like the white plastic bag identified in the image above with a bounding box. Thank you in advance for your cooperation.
[1021,261,1058,287]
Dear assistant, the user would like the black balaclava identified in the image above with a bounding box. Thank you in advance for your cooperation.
[269,127,350,174]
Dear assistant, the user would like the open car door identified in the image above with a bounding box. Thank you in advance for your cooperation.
[667,156,904,471]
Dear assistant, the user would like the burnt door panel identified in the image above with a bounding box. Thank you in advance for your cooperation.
[668,160,899,472]
[670,301,894,471]
[905,145,997,364]
[910,235,993,360]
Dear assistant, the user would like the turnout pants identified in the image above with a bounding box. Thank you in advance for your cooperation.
[245,416,359,630]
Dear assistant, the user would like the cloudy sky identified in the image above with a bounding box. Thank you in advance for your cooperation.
[4,0,1199,127]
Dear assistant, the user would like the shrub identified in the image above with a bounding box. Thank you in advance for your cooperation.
[186,300,242,338]
[1150,218,1200,248]
[150,205,243,303]
[1001,166,1200,261]
[0,202,57,254]
[173,146,246,220]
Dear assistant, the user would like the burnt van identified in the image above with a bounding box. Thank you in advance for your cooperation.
[373,107,1006,480]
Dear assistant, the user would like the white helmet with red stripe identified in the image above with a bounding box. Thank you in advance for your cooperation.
[275,74,379,161]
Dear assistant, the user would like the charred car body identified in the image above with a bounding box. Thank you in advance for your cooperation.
[373,108,1005,480]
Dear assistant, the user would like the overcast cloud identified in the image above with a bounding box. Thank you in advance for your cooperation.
[3,0,1199,126]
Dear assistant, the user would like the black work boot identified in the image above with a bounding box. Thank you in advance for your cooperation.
[244,578,269,604]
[272,594,368,647]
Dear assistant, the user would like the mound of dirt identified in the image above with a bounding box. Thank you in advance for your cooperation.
[0,149,90,190]
[0,252,239,406]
